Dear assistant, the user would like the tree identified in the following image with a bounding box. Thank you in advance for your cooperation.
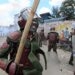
[52,7,60,18]
[60,0,75,20]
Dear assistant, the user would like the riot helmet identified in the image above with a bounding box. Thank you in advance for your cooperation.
[18,8,39,32]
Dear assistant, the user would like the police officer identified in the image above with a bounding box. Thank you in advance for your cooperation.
[0,9,47,75]
[47,27,59,53]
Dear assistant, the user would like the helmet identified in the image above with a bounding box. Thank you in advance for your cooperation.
[18,8,39,32]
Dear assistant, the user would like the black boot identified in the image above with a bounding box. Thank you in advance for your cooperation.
[69,61,74,66]
[69,53,74,66]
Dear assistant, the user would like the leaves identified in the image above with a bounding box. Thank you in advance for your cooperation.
[60,0,75,20]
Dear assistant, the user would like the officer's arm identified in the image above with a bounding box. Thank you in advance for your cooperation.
[0,41,11,58]
[31,41,47,70]
[0,31,21,59]
[36,48,47,70]
[28,52,43,72]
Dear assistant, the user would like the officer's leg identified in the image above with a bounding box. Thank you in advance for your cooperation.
[48,45,51,52]
[53,44,60,62]
[69,52,74,65]
[53,44,57,53]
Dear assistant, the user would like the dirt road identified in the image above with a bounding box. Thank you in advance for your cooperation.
[0,37,74,75]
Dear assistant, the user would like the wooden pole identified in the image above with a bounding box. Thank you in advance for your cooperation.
[15,0,40,64]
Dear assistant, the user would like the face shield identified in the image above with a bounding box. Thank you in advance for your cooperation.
[18,8,39,32]
[20,8,38,20]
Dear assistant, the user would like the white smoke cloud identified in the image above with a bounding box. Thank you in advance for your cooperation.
[0,0,31,26]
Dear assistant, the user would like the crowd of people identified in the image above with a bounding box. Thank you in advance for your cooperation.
[38,27,75,67]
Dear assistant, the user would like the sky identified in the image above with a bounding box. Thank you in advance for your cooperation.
[0,0,65,26]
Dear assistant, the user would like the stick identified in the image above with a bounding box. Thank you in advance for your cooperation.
[15,0,40,64]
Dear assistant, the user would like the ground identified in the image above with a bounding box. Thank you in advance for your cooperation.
[40,45,74,75]
[0,37,74,75]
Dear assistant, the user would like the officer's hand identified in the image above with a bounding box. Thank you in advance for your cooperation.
[6,61,23,75]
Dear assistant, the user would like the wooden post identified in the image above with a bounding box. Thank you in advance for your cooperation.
[15,0,40,64]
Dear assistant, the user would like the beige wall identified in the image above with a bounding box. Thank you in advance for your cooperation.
[38,21,75,37]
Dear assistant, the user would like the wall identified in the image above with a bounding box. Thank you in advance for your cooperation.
[38,20,75,37]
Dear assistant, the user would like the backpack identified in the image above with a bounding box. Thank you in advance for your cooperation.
[49,32,56,42]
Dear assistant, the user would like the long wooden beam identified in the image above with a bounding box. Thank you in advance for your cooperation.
[15,0,40,64]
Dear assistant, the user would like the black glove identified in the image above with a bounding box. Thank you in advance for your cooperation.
[6,60,23,75]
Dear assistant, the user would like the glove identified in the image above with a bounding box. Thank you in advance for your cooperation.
[6,61,23,75]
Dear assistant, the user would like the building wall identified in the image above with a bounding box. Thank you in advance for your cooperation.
[38,20,75,37]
